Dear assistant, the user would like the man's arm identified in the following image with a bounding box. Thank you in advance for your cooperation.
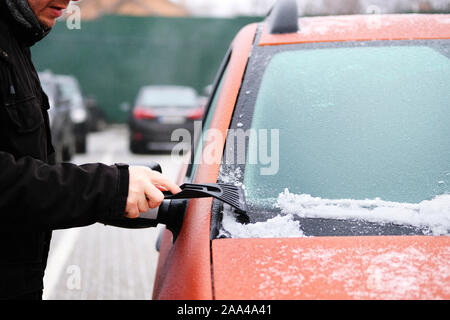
[0,151,128,230]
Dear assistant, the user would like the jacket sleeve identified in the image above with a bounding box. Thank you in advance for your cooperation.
[0,151,129,230]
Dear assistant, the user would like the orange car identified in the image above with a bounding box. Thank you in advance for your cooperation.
[151,1,450,300]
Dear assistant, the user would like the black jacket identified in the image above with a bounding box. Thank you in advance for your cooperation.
[0,9,129,299]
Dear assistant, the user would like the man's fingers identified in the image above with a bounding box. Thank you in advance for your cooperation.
[150,171,182,194]
[145,182,165,209]
[137,195,150,213]
[125,204,140,219]
[125,166,181,219]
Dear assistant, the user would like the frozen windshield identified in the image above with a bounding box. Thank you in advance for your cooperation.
[246,45,450,203]
[218,41,450,238]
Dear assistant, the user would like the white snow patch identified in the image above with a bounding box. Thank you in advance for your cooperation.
[219,188,450,238]
[277,189,450,236]
[219,209,305,239]
[218,166,243,187]
[355,245,450,299]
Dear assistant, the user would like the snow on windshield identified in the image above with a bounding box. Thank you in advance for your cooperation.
[219,189,450,238]
[218,166,243,187]
[278,189,450,236]
[219,208,305,239]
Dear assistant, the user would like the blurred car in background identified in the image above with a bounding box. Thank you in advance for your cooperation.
[54,75,89,154]
[39,71,76,163]
[84,95,107,133]
[128,85,203,153]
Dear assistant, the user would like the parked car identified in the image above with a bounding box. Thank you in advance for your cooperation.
[38,71,76,163]
[54,75,89,153]
[110,1,450,300]
[128,85,203,153]
[84,95,107,133]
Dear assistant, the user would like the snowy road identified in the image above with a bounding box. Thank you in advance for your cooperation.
[43,125,183,300]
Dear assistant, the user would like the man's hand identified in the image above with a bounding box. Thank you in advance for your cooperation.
[125,166,182,218]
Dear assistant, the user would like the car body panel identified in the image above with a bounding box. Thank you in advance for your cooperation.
[152,14,450,300]
[259,14,450,47]
[212,236,450,300]
[38,72,76,162]
[54,75,89,153]
[152,155,188,297]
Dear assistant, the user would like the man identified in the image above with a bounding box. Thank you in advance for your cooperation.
[0,0,181,300]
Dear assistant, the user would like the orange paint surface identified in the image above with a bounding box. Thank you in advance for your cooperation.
[212,236,450,300]
[152,155,188,298]
[153,198,214,300]
[259,14,450,46]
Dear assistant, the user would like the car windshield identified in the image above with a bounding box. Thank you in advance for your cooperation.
[217,40,450,238]
[136,86,198,108]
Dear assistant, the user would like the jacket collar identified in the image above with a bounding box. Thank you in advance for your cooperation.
[1,0,51,47]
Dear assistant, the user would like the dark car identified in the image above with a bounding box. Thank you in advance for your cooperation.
[54,75,89,153]
[128,85,203,153]
[84,95,107,133]
[38,71,76,163]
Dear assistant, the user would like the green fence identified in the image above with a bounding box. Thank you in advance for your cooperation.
[32,15,260,123]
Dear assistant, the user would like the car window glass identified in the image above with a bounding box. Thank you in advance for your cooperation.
[137,87,197,108]
[244,45,450,205]
[190,62,229,179]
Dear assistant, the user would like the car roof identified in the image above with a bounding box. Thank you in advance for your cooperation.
[259,14,450,46]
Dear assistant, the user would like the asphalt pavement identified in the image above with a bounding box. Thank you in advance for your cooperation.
[43,125,183,300]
